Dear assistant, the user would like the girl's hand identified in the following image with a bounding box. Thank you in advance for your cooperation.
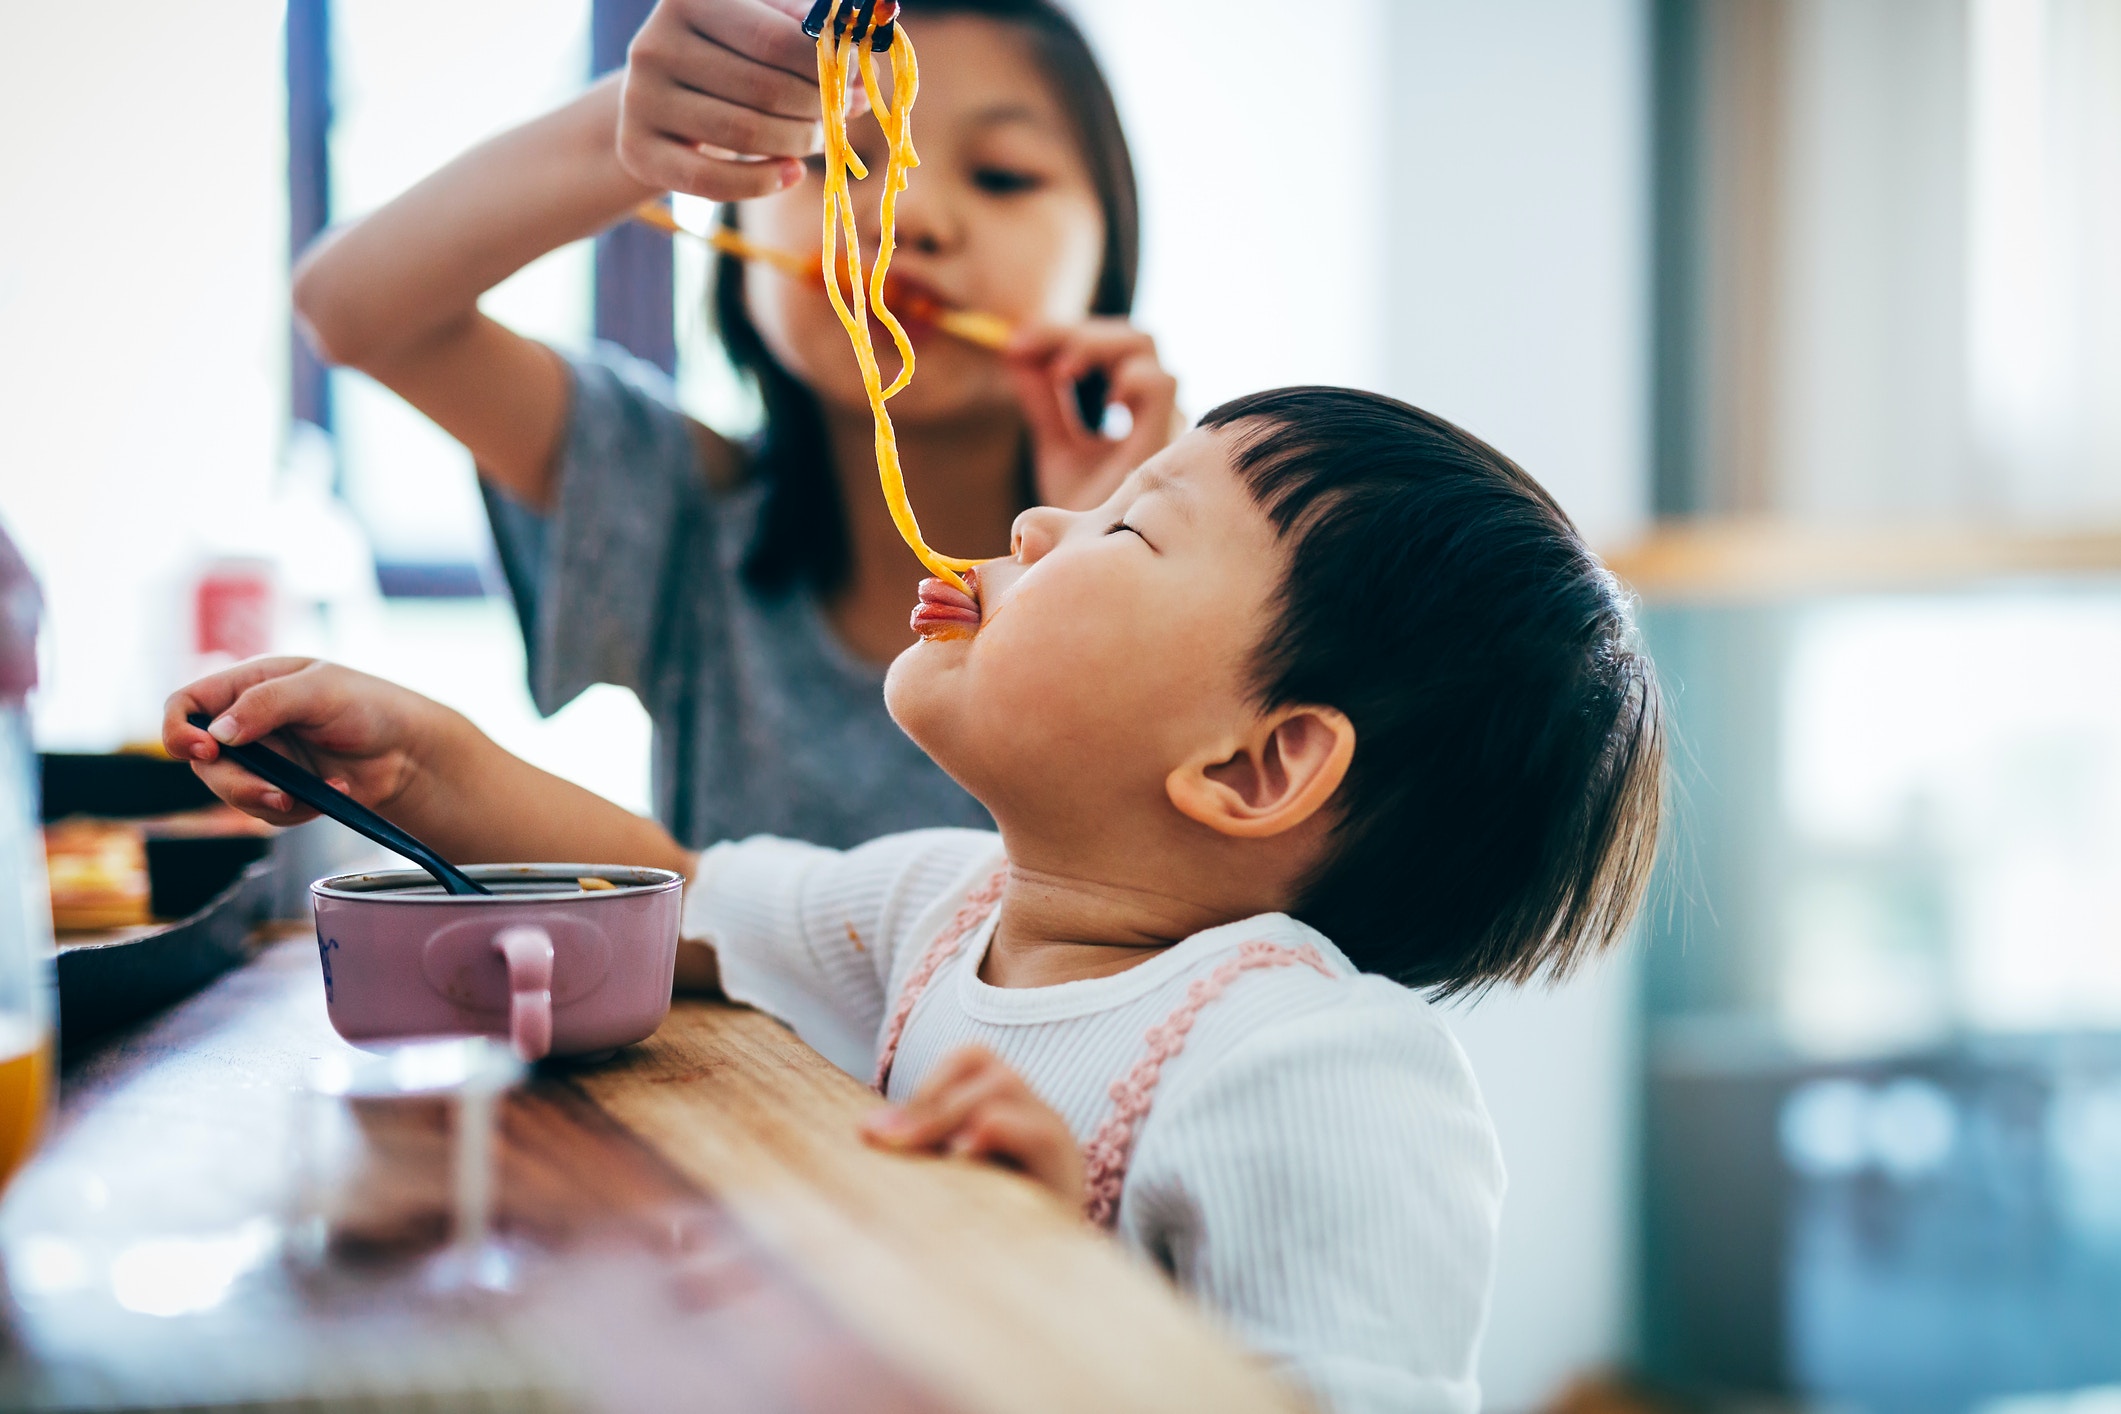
[860,1045,1086,1212]
[617,0,855,200]
[162,658,440,829]
[1007,319,1184,513]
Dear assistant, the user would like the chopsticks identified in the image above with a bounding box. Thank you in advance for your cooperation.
[803,0,899,51]
[630,202,1014,352]
[630,201,812,277]
[186,714,490,896]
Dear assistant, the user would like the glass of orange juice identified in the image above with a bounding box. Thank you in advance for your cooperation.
[0,524,55,1191]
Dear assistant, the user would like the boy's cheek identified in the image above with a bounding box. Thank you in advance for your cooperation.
[975,583,1161,723]
[885,563,1219,785]
[881,647,958,751]
[884,601,1118,760]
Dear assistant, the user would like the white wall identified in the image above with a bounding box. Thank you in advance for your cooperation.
[1380,4,1652,1409]
[1069,0,1390,413]
[1381,1,1652,550]
[1448,953,1643,1411]
[1074,3,1653,1407]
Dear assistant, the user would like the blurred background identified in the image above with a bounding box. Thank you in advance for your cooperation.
[1,2,2117,1410]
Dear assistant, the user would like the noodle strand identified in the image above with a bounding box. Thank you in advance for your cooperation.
[815,4,981,591]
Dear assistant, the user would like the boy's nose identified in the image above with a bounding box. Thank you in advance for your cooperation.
[1009,505,1067,563]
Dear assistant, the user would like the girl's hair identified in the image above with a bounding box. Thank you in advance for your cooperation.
[717,0,1139,598]
[1201,387,1667,996]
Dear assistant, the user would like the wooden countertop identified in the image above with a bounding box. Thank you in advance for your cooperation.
[0,936,1302,1413]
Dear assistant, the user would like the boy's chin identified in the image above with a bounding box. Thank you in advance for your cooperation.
[883,649,995,801]
[883,642,964,751]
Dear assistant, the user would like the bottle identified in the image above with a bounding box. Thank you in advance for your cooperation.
[0,519,56,1188]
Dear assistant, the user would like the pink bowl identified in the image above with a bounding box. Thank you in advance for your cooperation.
[310,864,683,1061]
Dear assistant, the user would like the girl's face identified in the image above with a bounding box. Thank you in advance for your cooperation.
[739,15,1107,424]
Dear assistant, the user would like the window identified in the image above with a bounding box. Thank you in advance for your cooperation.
[325,0,595,584]
[1646,590,2121,1050]
[1780,594,2121,1047]
[0,1,288,749]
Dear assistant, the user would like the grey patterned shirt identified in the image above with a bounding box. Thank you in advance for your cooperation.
[483,343,992,850]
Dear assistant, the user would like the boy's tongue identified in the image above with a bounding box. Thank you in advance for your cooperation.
[911,577,981,640]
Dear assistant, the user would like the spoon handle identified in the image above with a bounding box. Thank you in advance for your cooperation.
[187,715,490,896]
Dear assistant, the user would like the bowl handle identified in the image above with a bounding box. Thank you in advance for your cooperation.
[493,925,554,1062]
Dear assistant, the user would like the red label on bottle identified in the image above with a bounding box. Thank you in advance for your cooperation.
[194,561,274,661]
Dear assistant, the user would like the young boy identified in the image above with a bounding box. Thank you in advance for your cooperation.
[168,387,1664,1414]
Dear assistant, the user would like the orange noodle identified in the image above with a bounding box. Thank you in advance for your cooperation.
[815,3,982,593]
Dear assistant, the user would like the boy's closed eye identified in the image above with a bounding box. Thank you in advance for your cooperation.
[1105,519,1154,549]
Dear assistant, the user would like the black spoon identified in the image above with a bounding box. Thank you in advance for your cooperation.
[187,713,490,896]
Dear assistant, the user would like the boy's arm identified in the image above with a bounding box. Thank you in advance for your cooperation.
[687,830,1006,1075]
[163,658,692,877]
[1128,998,1505,1414]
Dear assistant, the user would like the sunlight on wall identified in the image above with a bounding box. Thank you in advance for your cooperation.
[333,600,653,817]
[1965,0,2121,518]
[0,3,649,814]
[1069,0,1389,412]
[1382,0,1653,549]
[0,2,287,748]
[329,0,595,565]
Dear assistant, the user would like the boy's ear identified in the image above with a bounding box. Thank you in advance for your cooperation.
[1165,706,1356,840]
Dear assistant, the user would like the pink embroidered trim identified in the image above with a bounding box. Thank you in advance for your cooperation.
[1081,940,1333,1229]
[872,866,1008,1093]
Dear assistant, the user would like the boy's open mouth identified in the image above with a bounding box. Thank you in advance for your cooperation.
[911,575,981,641]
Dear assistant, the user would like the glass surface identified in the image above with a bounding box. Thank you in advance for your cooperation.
[1777,1049,2121,1407]
[292,1037,526,1294]
[1645,586,2121,1049]
[1780,595,2121,1048]
[328,0,594,567]
[1640,584,2121,1407]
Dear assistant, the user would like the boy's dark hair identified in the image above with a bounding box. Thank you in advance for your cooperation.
[1202,388,1665,995]
[716,0,1138,599]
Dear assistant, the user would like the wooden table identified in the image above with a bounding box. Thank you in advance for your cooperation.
[0,935,1302,1413]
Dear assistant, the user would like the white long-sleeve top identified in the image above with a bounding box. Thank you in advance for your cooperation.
[686,828,1506,1414]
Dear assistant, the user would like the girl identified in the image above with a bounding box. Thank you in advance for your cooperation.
[291,0,1179,856]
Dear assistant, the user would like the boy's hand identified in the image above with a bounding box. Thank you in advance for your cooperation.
[860,1046,1086,1212]
[1008,319,1184,513]
[617,0,856,201]
[163,658,440,829]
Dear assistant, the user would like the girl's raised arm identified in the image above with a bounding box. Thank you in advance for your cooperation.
[294,78,649,509]
[293,1,825,509]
